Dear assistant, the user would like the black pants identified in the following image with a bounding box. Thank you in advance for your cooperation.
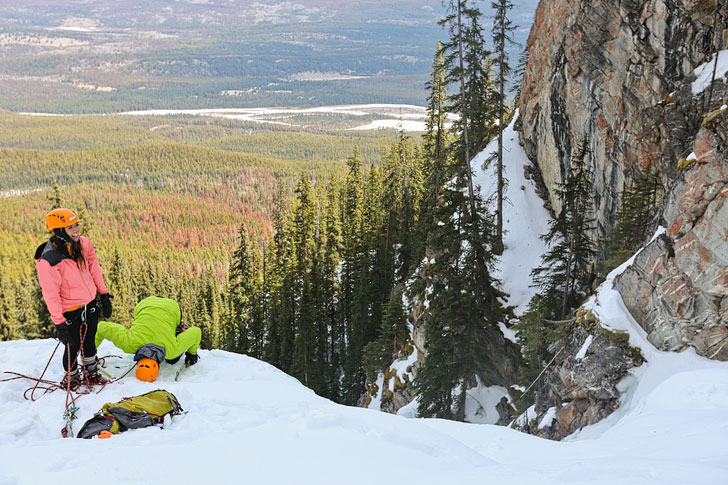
[61,301,99,372]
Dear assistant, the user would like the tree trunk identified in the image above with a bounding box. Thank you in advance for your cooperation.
[457,0,478,229]
[494,16,506,255]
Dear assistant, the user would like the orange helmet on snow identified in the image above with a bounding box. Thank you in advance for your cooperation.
[45,208,78,232]
[136,358,159,382]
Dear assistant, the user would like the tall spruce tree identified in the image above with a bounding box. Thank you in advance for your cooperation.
[339,148,366,405]
[107,246,135,327]
[412,0,505,421]
[420,43,453,265]
[197,271,223,349]
[16,274,45,339]
[531,137,598,320]
[343,164,383,405]
[268,189,298,374]
[381,132,424,282]
[491,0,517,254]
[292,173,324,392]
[226,222,256,353]
[321,174,343,401]
[414,180,501,420]
[424,41,448,175]
[599,170,662,278]
[0,272,20,341]
[439,0,484,231]
[247,246,265,360]
[47,180,63,210]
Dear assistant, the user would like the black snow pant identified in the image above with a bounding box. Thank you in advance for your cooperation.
[61,300,100,372]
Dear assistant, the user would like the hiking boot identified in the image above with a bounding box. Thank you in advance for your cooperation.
[85,371,109,386]
[61,370,81,391]
[83,356,109,386]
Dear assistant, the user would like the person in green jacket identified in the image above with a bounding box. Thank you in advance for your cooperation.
[96,296,201,367]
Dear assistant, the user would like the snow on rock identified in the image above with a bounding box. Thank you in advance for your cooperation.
[538,406,557,429]
[575,335,594,360]
[691,49,728,96]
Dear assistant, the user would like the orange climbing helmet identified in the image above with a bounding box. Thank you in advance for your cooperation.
[136,358,160,382]
[45,208,78,232]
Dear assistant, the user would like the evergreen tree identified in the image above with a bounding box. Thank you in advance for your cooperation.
[423,41,449,179]
[439,0,479,229]
[342,164,382,405]
[438,0,499,260]
[226,222,255,353]
[491,0,517,254]
[461,10,497,154]
[414,183,501,420]
[247,245,265,360]
[531,137,598,320]
[198,271,223,349]
[262,241,282,366]
[292,173,323,392]
[47,180,63,210]
[266,187,297,374]
[321,174,343,401]
[136,261,156,301]
[381,132,424,282]
[16,274,44,339]
[33,278,54,338]
[412,3,505,420]
[339,148,366,405]
[420,43,453,267]
[513,295,553,384]
[0,272,20,341]
[599,170,663,278]
[77,202,95,239]
[107,246,135,327]
[378,283,409,357]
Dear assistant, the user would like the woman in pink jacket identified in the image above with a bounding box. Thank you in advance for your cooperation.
[35,208,113,390]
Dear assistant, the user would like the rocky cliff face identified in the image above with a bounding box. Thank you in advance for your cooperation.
[518,104,727,441]
[615,107,728,360]
[515,0,727,440]
[519,0,724,230]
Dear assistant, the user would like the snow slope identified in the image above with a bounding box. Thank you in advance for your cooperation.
[2,317,728,485]
[474,113,551,315]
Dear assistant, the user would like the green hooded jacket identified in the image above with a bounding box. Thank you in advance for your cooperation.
[95,296,201,360]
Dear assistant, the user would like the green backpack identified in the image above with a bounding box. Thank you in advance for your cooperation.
[77,389,183,439]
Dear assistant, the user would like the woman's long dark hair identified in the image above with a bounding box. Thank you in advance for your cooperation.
[51,227,86,269]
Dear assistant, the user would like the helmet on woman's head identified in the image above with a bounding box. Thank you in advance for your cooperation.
[45,208,78,232]
[136,358,159,382]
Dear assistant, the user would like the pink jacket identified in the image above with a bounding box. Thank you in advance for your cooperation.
[35,236,108,325]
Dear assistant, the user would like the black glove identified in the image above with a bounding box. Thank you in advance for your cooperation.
[56,321,72,345]
[99,293,113,319]
[185,352,199,367]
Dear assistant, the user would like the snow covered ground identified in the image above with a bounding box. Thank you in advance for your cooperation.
[2,313,728,484]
